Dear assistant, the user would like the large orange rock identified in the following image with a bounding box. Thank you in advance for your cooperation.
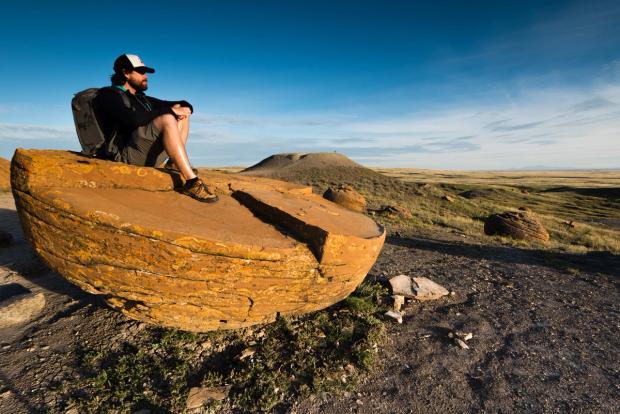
[0,157,10,191]
[11,149,385,331]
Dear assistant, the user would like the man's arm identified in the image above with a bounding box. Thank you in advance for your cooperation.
[95,88,176,130]
[148,96,194,114]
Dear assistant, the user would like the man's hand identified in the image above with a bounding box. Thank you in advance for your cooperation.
[172,104,192,120]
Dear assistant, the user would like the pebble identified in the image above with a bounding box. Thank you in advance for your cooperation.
[238,346,256,360]
[384,310,403,324]
[455,338,470,349]
[391,295,405,311]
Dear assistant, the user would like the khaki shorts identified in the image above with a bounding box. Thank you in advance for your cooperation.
[120,121,167,167]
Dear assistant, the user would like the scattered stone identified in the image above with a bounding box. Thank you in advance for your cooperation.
[64,405,79,414]
[0,284,45,328]
[455,338,470,349]
[322,185,366,212]
[389,275,415,298]
[389,275,449,301]
[484,210,550,242]
[442,195,455,203]
[411,277,449,301]
[200,340,212,350]
[238,346,256,361]
[369,205,412,219]
[356,399,364,405]
[449,290,456,296]
[186,385,230,410]
[0,230,12,247]
[448,331,474,349]
[391,295,405,311]
[384,310,403,324]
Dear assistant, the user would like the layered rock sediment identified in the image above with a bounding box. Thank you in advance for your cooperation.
[484,210,549,242]
[11,149,385,331]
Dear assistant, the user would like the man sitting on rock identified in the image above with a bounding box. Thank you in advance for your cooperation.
[94,54,218,203]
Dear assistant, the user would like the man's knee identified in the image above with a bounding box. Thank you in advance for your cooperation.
[153,113,177,129]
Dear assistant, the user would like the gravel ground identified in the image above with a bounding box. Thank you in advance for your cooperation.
[1,191,619,413]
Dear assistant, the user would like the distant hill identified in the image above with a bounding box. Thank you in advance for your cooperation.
[240,152,407,194]
[239,152,438,202]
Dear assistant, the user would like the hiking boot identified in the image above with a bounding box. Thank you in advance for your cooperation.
[180,178,219,203]
[162,159,199,175]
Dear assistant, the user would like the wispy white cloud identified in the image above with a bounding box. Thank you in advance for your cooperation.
[1,80,618,169]
[0,123,75,141]
[184,79,620,168]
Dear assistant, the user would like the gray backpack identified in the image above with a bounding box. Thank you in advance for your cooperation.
[71,87,131,159]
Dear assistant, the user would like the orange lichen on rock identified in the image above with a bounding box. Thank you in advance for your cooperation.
[11,149,385,331]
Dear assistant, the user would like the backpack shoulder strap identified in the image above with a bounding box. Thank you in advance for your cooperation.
[102,86,133,110]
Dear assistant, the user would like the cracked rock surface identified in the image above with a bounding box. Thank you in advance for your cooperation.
[10,149,385,331]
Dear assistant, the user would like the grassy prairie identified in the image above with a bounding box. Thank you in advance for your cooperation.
[368,168,620,254]
[373,168,620,187]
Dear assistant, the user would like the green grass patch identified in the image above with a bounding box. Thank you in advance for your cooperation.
[63,283,389,413]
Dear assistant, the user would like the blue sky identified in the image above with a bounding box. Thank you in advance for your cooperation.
[0,0,618,168]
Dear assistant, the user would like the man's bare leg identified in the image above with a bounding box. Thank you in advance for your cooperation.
[152,114,195,180]
[177,116,189,144]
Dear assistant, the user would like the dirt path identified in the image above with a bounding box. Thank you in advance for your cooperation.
[1,191,619,413]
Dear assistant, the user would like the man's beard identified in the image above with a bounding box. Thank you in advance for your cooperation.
[129,78,148,92]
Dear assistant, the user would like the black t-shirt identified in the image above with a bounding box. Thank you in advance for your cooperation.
[93,86,193,152]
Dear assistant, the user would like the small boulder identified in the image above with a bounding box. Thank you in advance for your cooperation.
[0,284,46,328]
[389,275,449,301]
[442,195,455,203]
[384,310,403,323]
[484,211,549,242]
[323,185,366,212]
[186,385,230,411]
[411,277,449,301]
[370,205,412,219]
[391,295,405,311]
[389,275,415,298]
